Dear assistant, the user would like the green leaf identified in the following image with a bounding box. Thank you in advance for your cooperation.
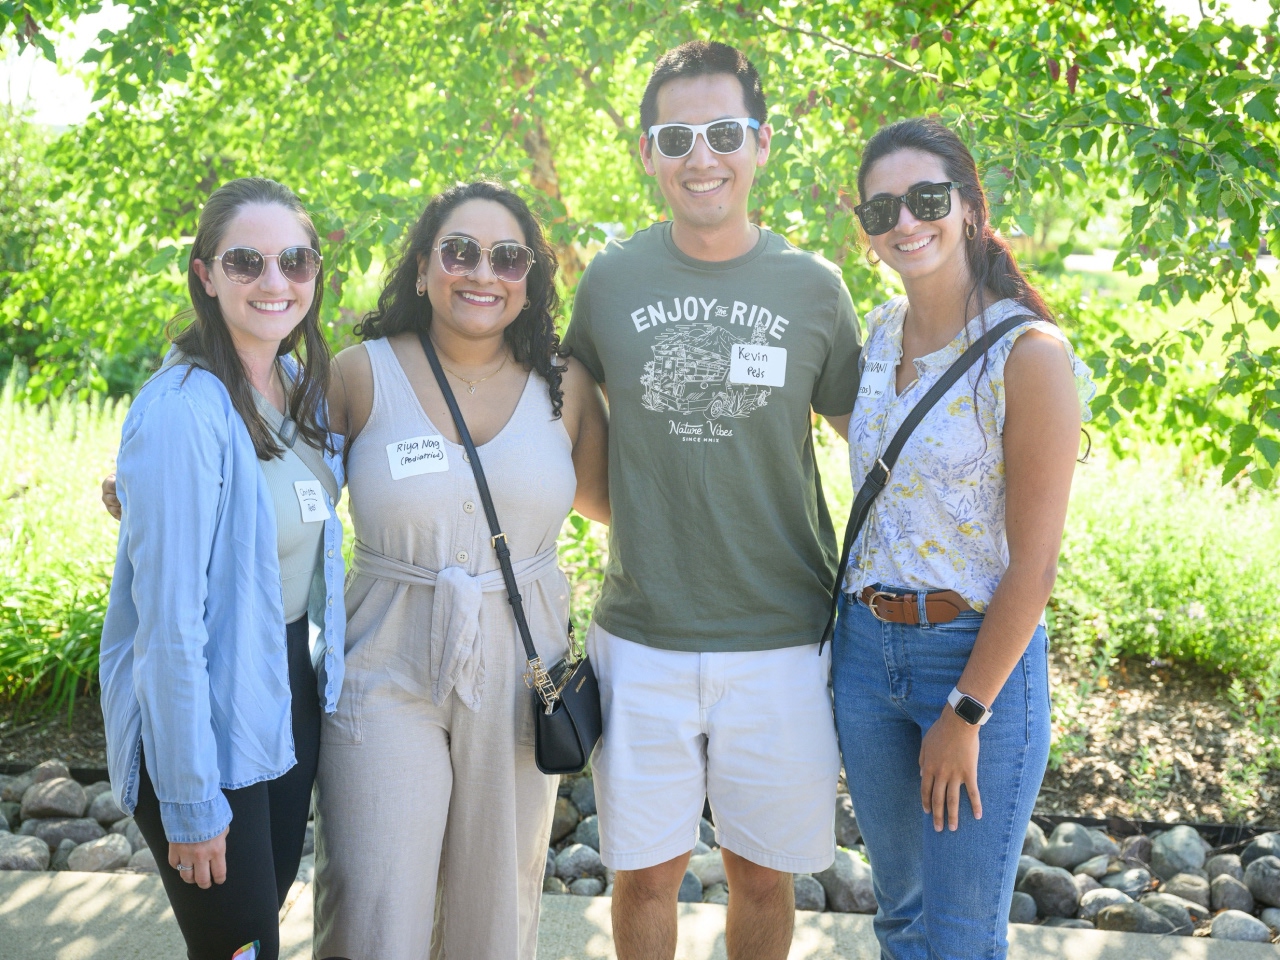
[143,248,178,274]
[1231,423,1260,455]
[32,31,56,63]
[1244,92,1278,123]
[1222,454,1251,484]
[1172,43,1211,71]
[1255,436,1280,469]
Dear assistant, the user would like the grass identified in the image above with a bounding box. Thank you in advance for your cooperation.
[0,374,125,716]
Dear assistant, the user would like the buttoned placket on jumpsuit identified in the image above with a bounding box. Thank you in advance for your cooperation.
[313,337,576,960]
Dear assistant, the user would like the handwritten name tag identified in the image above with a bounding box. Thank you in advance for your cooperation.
[386,435,449,480]
[728,343,787,388]
[293,480,331,523]
[858,359,894,400]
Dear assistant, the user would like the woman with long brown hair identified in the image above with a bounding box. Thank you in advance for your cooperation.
[100,177,346,960]
[832,117,1094,959]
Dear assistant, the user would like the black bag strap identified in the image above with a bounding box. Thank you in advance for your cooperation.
[417,332,562,708]
[819,314,1032,652]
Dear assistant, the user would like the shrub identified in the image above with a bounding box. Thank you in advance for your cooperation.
[1051,448,1280,678]
[0,374,124,714]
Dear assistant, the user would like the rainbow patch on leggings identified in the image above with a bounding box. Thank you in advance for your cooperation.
[231,943,260,960]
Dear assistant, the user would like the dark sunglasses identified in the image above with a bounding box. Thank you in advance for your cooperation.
[854,182,961,236]
[212,246,322,284]
[645,118,761,159]
[437,235,536,283]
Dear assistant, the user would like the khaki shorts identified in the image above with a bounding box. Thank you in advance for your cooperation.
[587,622,840,873]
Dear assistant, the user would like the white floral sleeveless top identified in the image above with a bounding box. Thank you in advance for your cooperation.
[843,296,1095,610]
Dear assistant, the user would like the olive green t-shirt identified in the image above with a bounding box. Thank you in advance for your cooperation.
[564,222,862,652]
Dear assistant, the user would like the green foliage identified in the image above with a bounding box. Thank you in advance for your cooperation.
[1051,449,1280,676]
[0,105,55,383]
[0,1,99,60]
[2,0,1276,477]
[0,371,124,714]
[557,513,608,640]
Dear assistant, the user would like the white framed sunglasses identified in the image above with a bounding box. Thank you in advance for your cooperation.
[645,117,761,159]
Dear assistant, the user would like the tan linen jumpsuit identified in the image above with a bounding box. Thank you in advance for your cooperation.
[314,337,576,960]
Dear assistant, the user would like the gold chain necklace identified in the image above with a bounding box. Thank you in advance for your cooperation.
[438,350,509,394]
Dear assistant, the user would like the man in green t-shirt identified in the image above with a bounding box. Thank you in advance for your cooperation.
[563,41,861,960]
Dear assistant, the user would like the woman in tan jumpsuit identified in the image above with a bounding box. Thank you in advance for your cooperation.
[315,180,609,960]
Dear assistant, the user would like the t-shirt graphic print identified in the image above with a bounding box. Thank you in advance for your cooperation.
[565,222,862,652]
[638,301,786,432]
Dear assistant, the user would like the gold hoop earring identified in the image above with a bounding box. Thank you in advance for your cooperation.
[866,248,880,266]
[523,298,532,310]
[965,222,977,240]
[416,277,427,297]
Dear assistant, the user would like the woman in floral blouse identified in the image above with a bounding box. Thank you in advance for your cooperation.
[833,116,1094,960]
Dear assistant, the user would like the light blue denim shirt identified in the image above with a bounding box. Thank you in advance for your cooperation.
[99,358,347,843]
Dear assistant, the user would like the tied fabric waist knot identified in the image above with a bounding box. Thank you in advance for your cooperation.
[352,540,559,710]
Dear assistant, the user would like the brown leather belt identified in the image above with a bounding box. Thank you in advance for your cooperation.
[857,587,972,625]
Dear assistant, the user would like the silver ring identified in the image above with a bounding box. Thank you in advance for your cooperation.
[175,863,194,872]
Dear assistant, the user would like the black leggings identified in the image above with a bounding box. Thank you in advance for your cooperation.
[133,616,321,960]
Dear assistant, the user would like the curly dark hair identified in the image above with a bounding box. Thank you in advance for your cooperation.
[356,180,568,417]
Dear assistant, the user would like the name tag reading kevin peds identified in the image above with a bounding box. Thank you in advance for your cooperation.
[387,435,449,480]
[728,344,787,388]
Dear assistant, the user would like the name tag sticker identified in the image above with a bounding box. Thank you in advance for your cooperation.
[387,435,449,480]
[728,344,787,388]
[858,359,894,399]
[293,480,331,523]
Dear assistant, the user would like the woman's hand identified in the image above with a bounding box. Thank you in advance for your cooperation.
[102,473,122,520]
[919,708,982,832]
[168,826,229,889]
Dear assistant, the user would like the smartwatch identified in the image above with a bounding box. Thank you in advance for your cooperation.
[947,686,993,726]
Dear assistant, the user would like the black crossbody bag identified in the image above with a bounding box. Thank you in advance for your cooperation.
[419,332,602,774]
[819,315,1030,652]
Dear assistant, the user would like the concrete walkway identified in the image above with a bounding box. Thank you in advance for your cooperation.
[2,870,1278,959]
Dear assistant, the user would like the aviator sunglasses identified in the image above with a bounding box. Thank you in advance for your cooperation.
[437,235,536,283]
[212,246,322,284]
[645,117,761,159]
[854,182,962,236]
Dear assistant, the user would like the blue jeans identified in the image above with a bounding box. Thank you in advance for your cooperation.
[831,591,1050,960]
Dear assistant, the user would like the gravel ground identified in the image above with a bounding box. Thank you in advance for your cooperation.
[1040,654,1279,827]
[2,655,1276,828]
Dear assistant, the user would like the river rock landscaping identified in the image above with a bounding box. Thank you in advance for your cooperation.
[533,773,1280,943]
[4,755,1279,946]
[0,758,316,878]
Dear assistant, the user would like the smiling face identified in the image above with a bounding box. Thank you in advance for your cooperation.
[863,148,974,286]
[191,202,315,357]
[417,198,527,342]
[640,72,770,234]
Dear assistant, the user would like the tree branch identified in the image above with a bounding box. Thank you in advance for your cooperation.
[577,62,627,133]
[755,8,955,87]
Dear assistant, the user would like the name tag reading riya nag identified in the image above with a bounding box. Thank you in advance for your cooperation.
[728,343,787,388]
[387,435,449,480]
